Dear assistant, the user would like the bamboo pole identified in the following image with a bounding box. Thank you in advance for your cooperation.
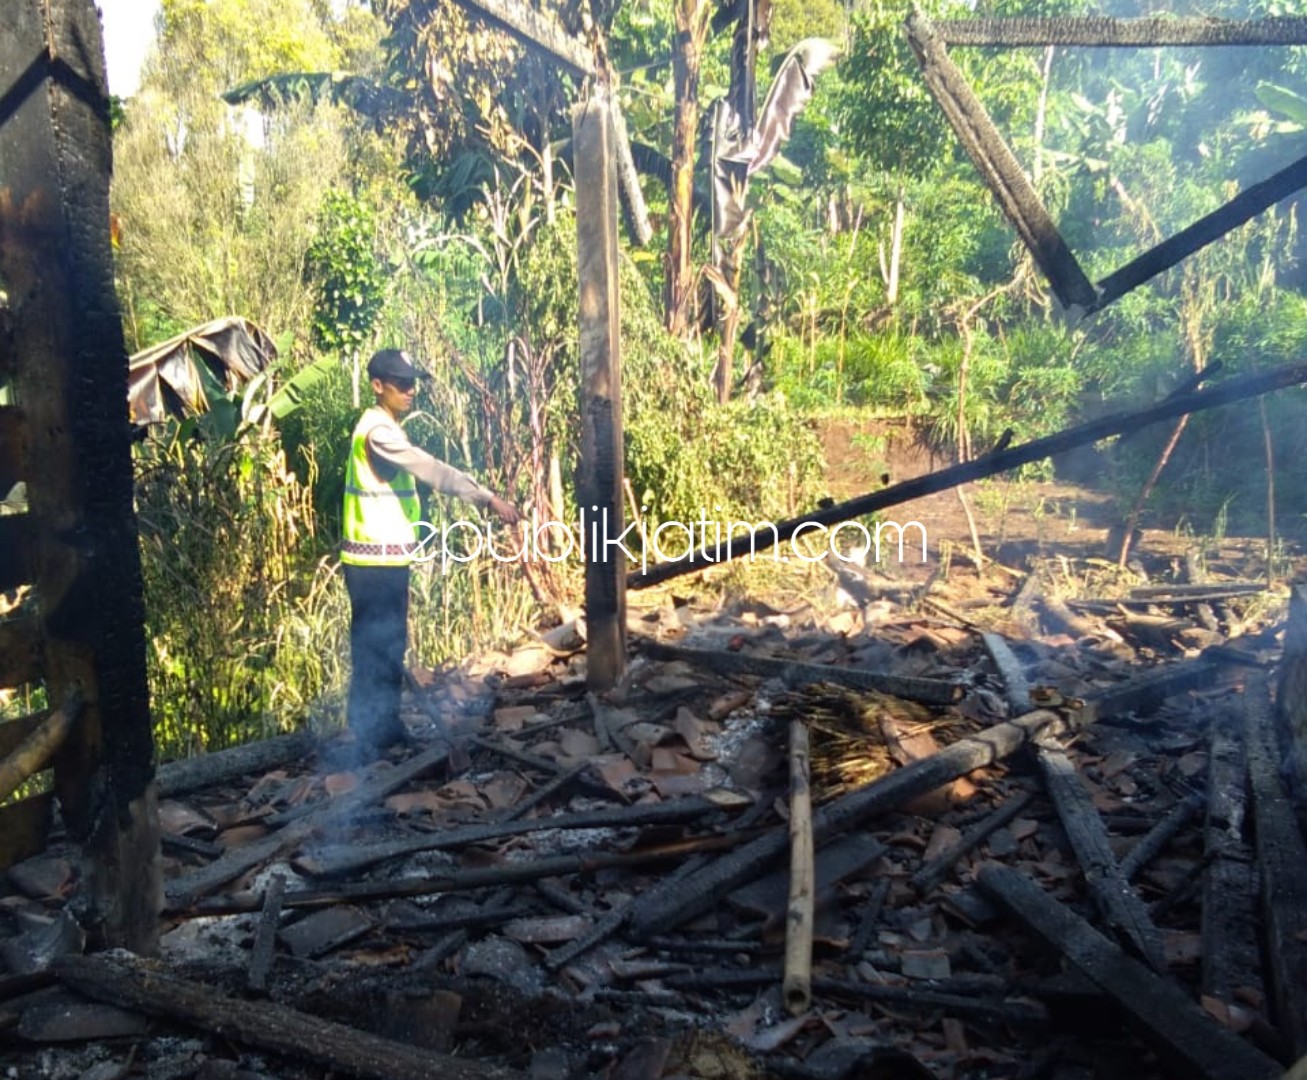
[0,691,80,804]
[783,719,815,1016]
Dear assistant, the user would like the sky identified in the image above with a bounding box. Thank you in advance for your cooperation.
[98,0,161,97]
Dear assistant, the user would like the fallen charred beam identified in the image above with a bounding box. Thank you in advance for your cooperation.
[978,864,1282,1080]
[628,361,1307,589]
[981,633,1032,715]
[1078,659,1222,723]
[247,872,285,994]
[157,731,317,799]
[627,708,1072,937]
[935,15,1307,45]
[1119,791,1203,883]
[906,9,1097,311]
[174,831,754,917]
[661,969,1047,1025]
[1244,678,1307,1058]
[55,953,523,1080]
[1094,153,1307,312]
[635,639,961,706]
[297,793,740,878]
[1201,712,1262,1007]
[165,745,450,908]
[1036,745,1166,971]
[911,790,1036,894]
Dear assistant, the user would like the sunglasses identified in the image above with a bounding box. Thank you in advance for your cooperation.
[385,379,417,393]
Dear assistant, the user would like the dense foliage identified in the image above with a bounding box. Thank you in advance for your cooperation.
[111,0,1307,756]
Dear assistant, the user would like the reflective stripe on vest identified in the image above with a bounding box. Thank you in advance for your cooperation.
[341,407,421,566]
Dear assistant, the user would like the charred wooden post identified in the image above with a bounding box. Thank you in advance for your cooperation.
[935,15,1307,46]
[574,90,627,691]
[0,0,160,952]
[904,8,1097,312]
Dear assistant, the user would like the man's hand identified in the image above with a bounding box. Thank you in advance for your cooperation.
[486,495,522,526]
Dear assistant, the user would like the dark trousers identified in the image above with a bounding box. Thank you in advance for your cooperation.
[343,563,410,746]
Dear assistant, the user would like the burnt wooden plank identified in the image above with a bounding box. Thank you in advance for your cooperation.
[1201,710,1263,1006]
[55,953,523,1080]
[1036,744,1166,971]
[936,16,1307,46]
[0,792,53,870]
[0,514,35,592]
[0,614,42,688]
[1245,678,1307,1057]
[905,8,1097,311]
[979,864,1282,1080]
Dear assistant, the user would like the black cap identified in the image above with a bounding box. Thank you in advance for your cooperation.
[367,348,426,382]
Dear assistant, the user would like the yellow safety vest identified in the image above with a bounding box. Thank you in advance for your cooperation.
[341,407,421,566]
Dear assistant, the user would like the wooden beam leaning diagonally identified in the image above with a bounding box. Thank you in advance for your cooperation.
[904,8,1098,313]
[1093,151,1307,312]
[935,15,1307,47]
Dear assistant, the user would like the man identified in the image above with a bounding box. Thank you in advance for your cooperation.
[341,348,520,760]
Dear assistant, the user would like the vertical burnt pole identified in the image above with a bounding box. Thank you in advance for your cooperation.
[574,89,626,691]
[0,0,160,950]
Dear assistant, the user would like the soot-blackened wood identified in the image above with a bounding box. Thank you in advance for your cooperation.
[574,91,626,691]
[156,731,317,799]
[164,744,450,908]
[181,832,751,917]
[1095,153,1307,312]
[56,954,524,1080]
[783,719,815,1017]
[1201,710,1263,1008]
[247,872,284,994]
[936,15,1307,46]
[1277,582,1307,806]
[905,8,1097,312]
[299,794,732,878]
[1036,745,1166,972]
[1245,678,1307,1058]
[1118,791,1203,883]
[636,638,962,706]
[627,709,1071,937]
[979,864,1282,1080]
[981,632,1033,715]
[0,514,35,593]
[0,0,159,949]
[911,789,1035,894]
[628,361,1307,589]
